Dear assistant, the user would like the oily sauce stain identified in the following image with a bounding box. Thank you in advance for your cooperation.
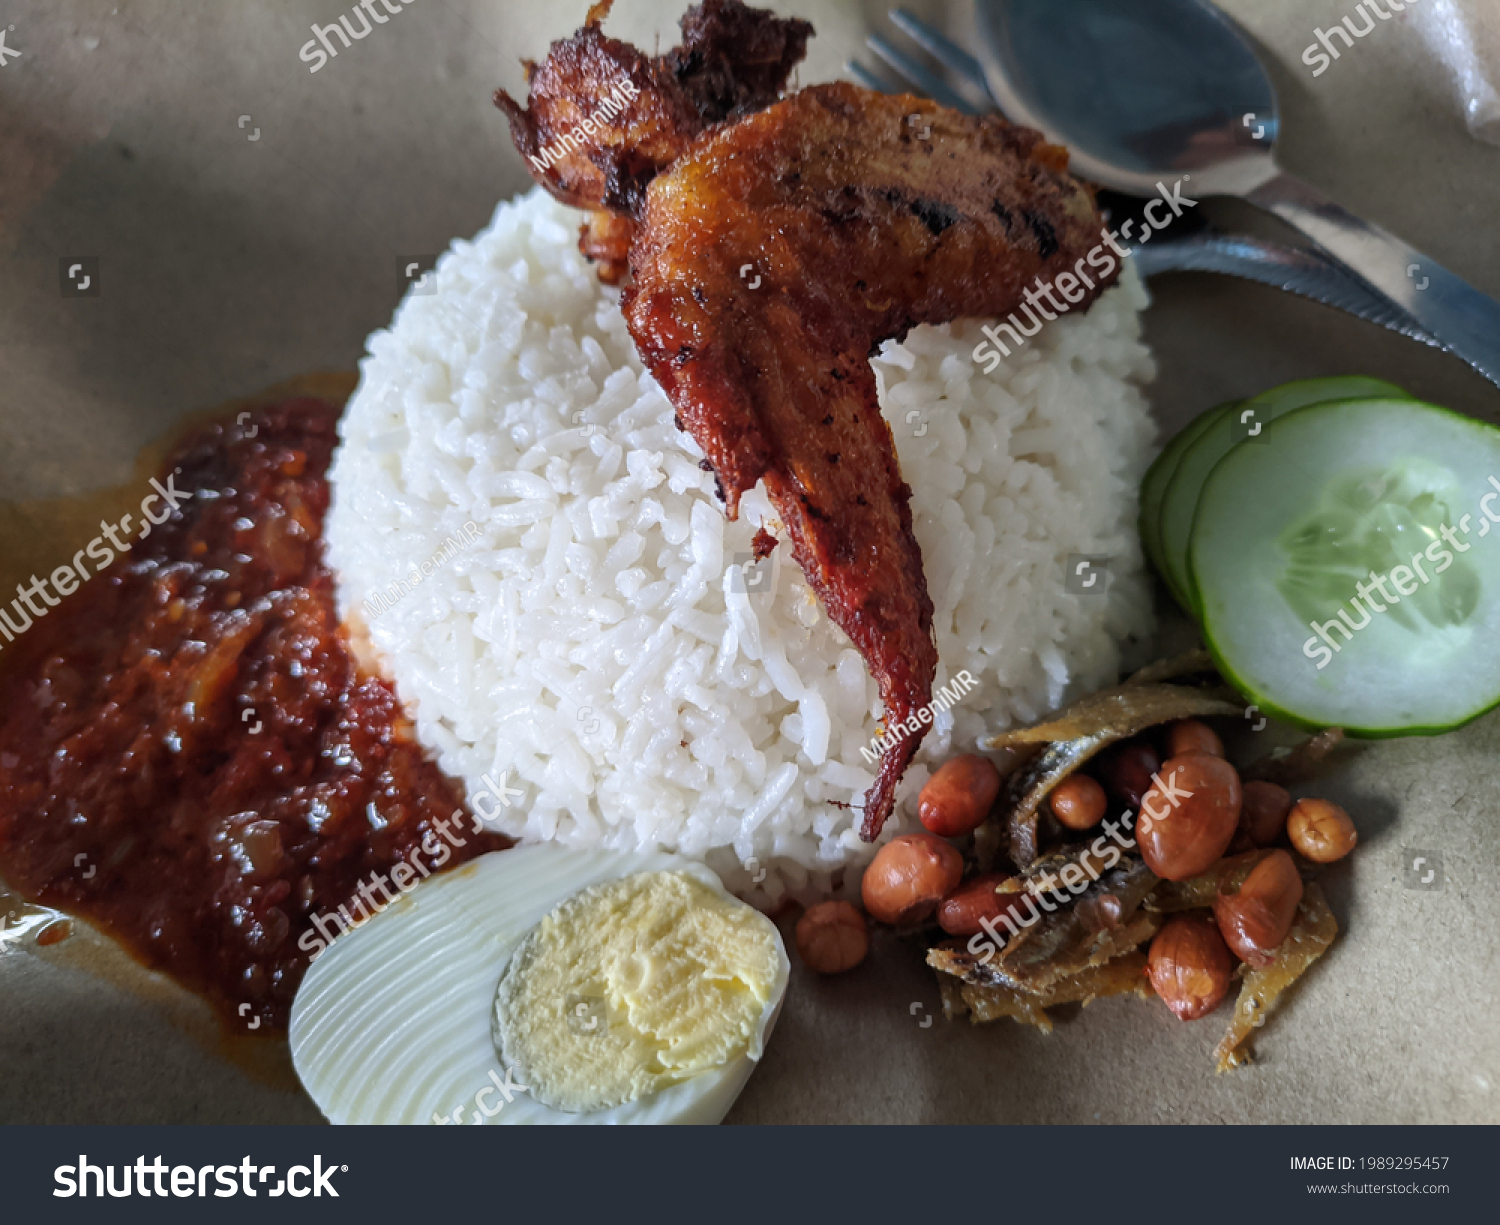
[0,387,506,1032]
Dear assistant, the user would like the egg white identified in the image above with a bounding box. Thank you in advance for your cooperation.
[288,845,789,1125]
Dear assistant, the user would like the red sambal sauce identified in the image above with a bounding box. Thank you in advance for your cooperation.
[0,398,507,1030]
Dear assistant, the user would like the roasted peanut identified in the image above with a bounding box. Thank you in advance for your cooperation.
[937,873,1027,937]
[1049,773,1107,831]
[919,754,1002,837]
[1214,848,1303,966]
[1136,754,1242,881]
[1238,780,1293,848]
[1164,719,1224,759]
[796,901,869,974]
[861,832,964,925]
[1097,741,1161,810]
[1287,798,1357,863]
[1147,912,1234,1021]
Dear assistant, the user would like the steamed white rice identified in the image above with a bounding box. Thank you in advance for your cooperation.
[326,188,1158,900]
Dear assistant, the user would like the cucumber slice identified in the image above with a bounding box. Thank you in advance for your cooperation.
[1160,377,1409,613]
[1190,397,1500,735]
[1139,403,1235,608]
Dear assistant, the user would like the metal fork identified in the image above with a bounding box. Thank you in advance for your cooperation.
[848,8,1444,351]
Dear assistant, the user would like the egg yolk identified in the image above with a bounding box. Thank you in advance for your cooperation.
[492,870,781,1112]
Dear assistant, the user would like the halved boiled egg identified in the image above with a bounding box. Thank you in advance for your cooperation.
[288,845,789,1124]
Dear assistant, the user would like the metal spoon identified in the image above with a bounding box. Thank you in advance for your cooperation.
[973,0,1500,388]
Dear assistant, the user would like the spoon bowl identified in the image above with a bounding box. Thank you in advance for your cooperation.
[974,0,1500,388]
[975,0,1280,196]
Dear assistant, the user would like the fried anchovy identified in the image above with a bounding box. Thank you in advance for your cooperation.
[983,681,1243,865]
[929,857,1158,993]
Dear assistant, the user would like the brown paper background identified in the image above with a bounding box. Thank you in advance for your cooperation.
[0,0,1497,1124]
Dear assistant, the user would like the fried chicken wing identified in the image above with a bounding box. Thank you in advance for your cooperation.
[623,84,1118,838]
[498,4,1121,839]
[495,0,811,281]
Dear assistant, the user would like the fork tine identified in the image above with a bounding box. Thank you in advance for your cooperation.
[846,57,899,94]
[888,8,995,105]
[864,32,977,114]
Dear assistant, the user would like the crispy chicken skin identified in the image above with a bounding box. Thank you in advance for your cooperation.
[623,84,1116,838]
[494,0,811,281]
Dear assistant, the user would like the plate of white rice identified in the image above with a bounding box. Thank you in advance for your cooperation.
[325,187,1158,901]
